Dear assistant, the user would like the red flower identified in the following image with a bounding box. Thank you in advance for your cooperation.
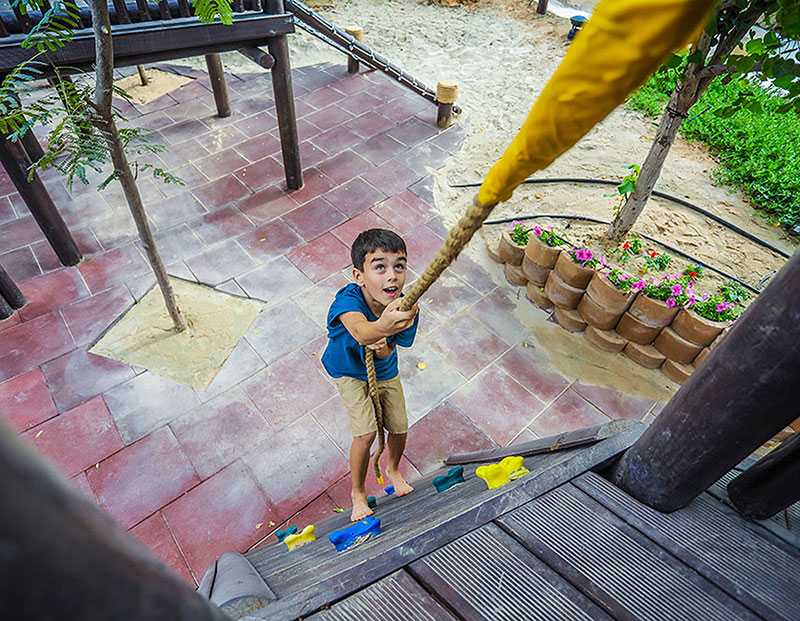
[688,271,698,278]
[648,250,657,258]
[622,242,631,250]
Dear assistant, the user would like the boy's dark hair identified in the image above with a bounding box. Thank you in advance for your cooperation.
[351,229,407,271]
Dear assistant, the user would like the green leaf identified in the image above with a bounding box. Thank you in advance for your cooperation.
[664,53,683,69]
[764,31,780,48]
[617,180,636,195]
[774,74,795,90]
[745,39,765,55]
[686,50,704,65]
[715,106,738,118]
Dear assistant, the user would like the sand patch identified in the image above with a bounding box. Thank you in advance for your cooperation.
[114,68,193,105]
[91,278,263,389]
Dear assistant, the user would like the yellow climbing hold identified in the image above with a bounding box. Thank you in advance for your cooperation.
[475,455,529,490]
[284,525,316,551]
[417,361,427,370]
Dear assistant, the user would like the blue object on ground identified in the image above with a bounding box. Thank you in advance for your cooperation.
[328,516,382,552]
[433,466,465,493]
[384,485,395,496]
[275,525,298,542]
[567,15,588,41]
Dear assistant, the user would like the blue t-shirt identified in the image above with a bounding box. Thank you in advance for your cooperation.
[321,283,419,382]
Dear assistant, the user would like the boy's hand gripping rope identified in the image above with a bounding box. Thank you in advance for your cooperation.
[367,195,496,483]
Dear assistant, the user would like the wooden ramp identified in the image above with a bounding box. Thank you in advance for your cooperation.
[230,421,800,620]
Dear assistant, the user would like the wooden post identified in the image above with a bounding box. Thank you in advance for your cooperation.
[0,292,12,319]
[0,134,81,267]
[20,128,45,164]
[238,46,275,70]
[345,26,363,74]
[436,80,458,129]
[536,0,548,15]
[0,421,229,621]
[266,0,302,191]
[137,64,149,86]
[204,53,231,118]
[0,263,26,310]
[609,251,800,512]
[727,433,800,520]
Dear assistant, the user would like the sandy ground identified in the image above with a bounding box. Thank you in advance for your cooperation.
[189,0,793,293]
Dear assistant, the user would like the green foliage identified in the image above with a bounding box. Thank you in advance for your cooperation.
[191,0,234,25]
[720,279,751,305]
[643,251,671,273]
[531,224,566,248]
[509,221,530,246]
[615,234,643,265]
[629,74,800,229]
[692,293,742,322]
[17,0,81,52]
[614,164,641,217]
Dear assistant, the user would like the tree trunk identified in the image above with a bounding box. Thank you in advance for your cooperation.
[137,64,149,86]
[88,0,187,332]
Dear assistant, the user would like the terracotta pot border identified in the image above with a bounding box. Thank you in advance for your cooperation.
[629,294,679,328]
[525,236,561,269]
[578,292,623,331]
[586,272,635,315]
[504,262,528,287]
[671,308,729,347]
[554,251,594,289]
[498,231,525,266]
[544,271,584,309]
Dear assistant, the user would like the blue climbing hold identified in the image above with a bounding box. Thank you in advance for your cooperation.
[328,516,382,552]
[275,525,298,542]
[384,485,395,496]
[433,465,465,493]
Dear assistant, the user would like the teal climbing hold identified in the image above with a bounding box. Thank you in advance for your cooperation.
[367,495,377,509]
[433,466,465,493]
[275,525,298,542]
[329,516,382,552]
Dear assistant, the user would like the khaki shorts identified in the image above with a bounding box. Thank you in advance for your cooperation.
[333,375,409,437]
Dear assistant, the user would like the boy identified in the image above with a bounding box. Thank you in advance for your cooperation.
[322,229,420,521]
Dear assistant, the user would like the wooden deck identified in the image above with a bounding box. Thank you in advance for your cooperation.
[239,421,800,620]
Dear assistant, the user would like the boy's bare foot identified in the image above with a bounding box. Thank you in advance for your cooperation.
[386,469,414,497]
[351,492,374,522]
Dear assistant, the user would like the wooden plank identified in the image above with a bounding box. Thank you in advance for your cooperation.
[308,570,457,621]
[410,523,611,621]
[113,0,133,24]
[0,14,295,73]
[575,471,800,621]
[244,424,644,620]
[445,420,635,465]
[267,31,302,190]
[499,483,759,620]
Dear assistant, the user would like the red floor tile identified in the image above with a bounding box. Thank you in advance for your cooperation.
[195,148,250,180]
[283,196,347,241]
[397,342,467,423]
[356,133,408,166]
[157,119,208,144]
[386,117,440,148]
[234,132,282,163]
[330,210,389,248]
[427,314,510,379]
[286,168,336,206]
[291,271,350,328]
[0,195,16,225]
[1,246,41,282]
[323,177,386,218]
[192,176,251,210]
[138,225,204,265]
[287,232,351,282]
[471,288,531,345]
[329,73,371,96]
[232,94,275,117]
[41,348,135,413]
[130,512,195,585]
[0,312,74,382]
[87,427,199,529]
[344,111,396,140]
[310,395,351,455]
[0,368,57,432]
[71,471,98,502]
[243,414,348,522]
[303,86,347,110]
[446,365,545,445]
[235,110,278,138]
[242,350,335,429]
[24,396,124,477]
[196,338,266,402]
[394,140,451,178]
[170,388,271,479]
[405,223,444,271]
[405,401,497,474]
[297,139,330,168]
[196,126,248,152]
[147,191,208,229]
[0,216,45,253]
[237,184,299,223]
[163,460,277,579]
[287,492,338,528]
[32,228,103,273]
[244,300,323,365]
[305,105,355,132]
[528,388,610,437]
[311,125,362,156]
[78,245,149,294]
[157,138,210,169]
[235,156,285,192]
[103,371,201,444]
[61,285,134,347]
[238,219,303,262]
[189,206,254,245]
[317,149,374,185]
[572,382,655,420]
[448,253,496,295]
[0,311,20,334]
[496,344,572,405]
[371,195,429,234]
[420,271,482,319]
[361,159,421,197]
[236,256,313,302]
[185,238,257,286]
[18,268,90,322]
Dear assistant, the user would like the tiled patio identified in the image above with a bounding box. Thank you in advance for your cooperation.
[0,61,660,585]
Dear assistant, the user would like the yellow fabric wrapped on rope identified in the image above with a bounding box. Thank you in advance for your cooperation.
[478,0,716,206]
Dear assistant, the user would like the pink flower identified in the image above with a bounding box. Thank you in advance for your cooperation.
[687,294,697,306]
[702,293,710,301]
[533,225,543,236]
[599,254,608,267]
[632,279,646,291]
[573,248,593,263]
[671,284,683,297]
[666,297,677,308]
[619,273,631,281]
[716,302,731,313]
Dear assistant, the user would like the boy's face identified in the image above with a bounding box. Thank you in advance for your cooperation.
[353,249,408,309]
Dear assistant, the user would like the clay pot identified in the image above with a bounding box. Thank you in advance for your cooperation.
[487,239,504,264]
[525,236,561,269]
[526,282,554,311]
[498,231,525,266]
[623,342,666,369]
[710,326,729,350]
[554,307,587,333]
[554,251,595,289]
[544,271,584,309]
[654,327,702,365]
[615,312,661,345]
[522,255,551,287]
[584,325,627,353]
[504,262,528,287]
[586,273,635,315]
[671,309,728,347]
[578,292,623,331]
[662,359,693,384]
[628,294,679,328]
[693,347,711,368]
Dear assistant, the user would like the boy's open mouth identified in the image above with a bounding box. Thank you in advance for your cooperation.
[384,286,399,298]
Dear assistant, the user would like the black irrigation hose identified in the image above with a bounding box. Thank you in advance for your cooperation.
[485,212,762,294]
[450,177,791,259]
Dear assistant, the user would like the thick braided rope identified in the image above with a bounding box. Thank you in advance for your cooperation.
[369,195,496,482]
